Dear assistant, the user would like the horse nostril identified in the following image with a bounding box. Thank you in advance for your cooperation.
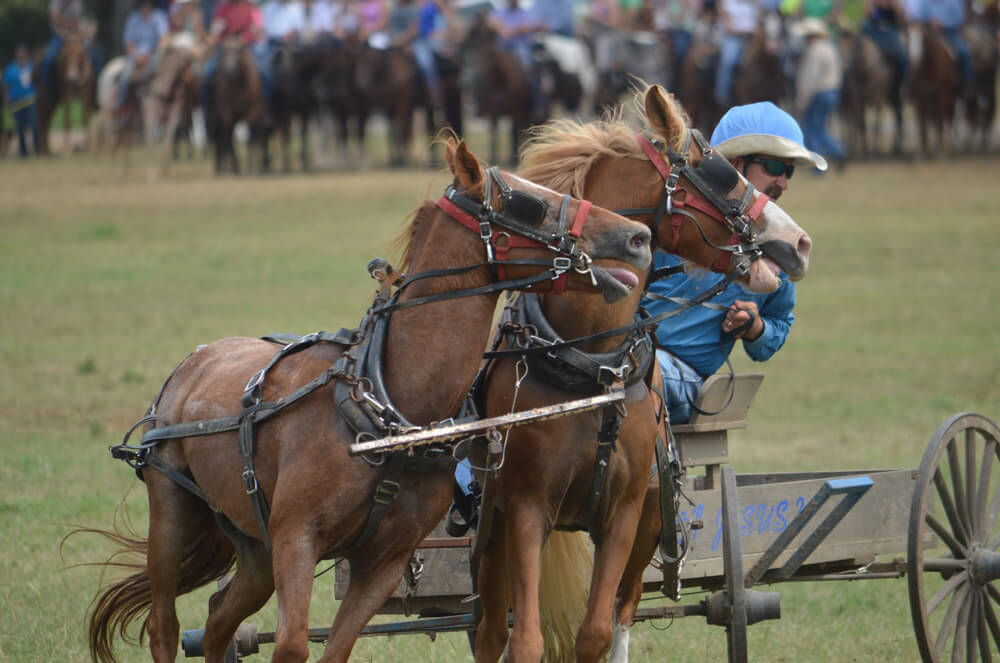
[797,233,813,260]
[630,229,651,251]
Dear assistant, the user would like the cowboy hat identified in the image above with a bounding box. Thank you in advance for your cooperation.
[710,101,828,171]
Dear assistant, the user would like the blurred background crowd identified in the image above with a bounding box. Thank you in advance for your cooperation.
[0,0,995,171]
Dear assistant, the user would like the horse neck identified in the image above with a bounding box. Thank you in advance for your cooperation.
[540,287,643,354]
[382,205,500,425]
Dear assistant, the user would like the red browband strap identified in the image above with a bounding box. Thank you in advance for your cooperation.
[636,134,769,273]
[435,192,591,295]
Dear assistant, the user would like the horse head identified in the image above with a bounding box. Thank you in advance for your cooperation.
[60,33,93,88]
[642,85,810,290]
[443,138,652,302]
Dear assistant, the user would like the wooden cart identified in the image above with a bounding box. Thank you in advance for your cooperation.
[182,375,1000,662]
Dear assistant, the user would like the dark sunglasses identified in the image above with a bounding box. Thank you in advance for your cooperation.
[749,156,795,179]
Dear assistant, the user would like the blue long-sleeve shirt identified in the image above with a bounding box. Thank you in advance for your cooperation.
[3,61,36,111]
[919,0,964,29]
[641,251,796,378]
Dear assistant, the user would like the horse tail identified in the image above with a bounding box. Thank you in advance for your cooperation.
[539,531,593,663]
[80,511,235,663]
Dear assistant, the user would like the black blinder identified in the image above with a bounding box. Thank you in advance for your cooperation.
[695,153,740,196]
[504,191,548,227]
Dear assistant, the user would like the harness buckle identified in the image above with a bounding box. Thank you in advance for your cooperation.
[244,370,265,397]
[360,390,387,415]
[374,480,401,505]
[552,256,572,273]
[242,468,259,495]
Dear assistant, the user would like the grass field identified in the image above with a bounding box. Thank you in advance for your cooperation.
[2,149,999,662]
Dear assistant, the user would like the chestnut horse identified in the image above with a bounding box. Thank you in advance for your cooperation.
[839,29,894,158]
[910,24,960,157]
[37,31,96,154]
[210,37,271,174]
[472,85,813,663]
[84,138,653,663]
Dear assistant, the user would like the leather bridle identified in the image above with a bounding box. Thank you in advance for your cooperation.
[615,130,769,278]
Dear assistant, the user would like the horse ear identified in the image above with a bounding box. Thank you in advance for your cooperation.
[449,140,485,198]
[644,85,686,152]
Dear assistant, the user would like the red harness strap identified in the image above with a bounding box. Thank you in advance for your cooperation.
[436,193,591,294]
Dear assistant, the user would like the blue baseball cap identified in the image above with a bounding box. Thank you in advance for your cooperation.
[710,102,828,171]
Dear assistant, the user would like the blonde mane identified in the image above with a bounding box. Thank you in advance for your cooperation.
[519,84,691,197]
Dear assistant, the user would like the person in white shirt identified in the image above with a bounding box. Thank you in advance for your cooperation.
[265,0,307,45]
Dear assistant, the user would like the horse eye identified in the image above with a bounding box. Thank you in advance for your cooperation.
[505,192,548,226]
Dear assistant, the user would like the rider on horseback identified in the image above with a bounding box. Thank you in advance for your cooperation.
[918,0,974,87]
[488,0,547,116]
[644,102,824,424]
[715,0,759,106]
[116,0,170,122]
[200,0,272,103]
[862,0,909,92]
[40,0,102,90]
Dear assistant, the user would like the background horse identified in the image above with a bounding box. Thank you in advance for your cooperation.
[143,37,200,173]
[963,11,998,151]
[732,13,785,107]
[82,137,652,663]
[839,29,894,158]
[472,86,813,663]
[209,37,271,174]
[462,11,534,165]
[910,24,960,157]
[271,43,324,172]
[37,30,96,155]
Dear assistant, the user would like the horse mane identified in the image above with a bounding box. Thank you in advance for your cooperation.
[390,201,436,277]
[519,83,689,197]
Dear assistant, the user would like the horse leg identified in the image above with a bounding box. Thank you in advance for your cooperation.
[64,97,72,153]
[503,504,547,663]
[575,505,642,663]
[268,527,318,663]
[474,510,511,663]
[145,470,223,661]
[201,529,274,663]
[609,481,660,663]
[299,114,309,172]
[317,551,413,663]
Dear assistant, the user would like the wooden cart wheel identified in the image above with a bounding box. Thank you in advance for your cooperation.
[908,413,1000,662]
[721,466,748,663]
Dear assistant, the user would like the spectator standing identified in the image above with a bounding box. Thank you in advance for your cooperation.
[3,45,40,157]
[794,18,844,169]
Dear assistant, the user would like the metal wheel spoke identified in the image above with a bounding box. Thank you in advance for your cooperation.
[976,439,997,545]
[937,468,972,546]
[967,430,979,541]
[976,593,992,663]
[929,572,970,615]
[983,594,1000,651]
[928,512,970,561]
[924,557,969,573]
[935,583,970,659]
[949,439,974,543]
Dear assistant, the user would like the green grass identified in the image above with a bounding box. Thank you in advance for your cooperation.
[1,151,999,661]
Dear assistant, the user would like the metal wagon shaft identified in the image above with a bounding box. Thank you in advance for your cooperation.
[348,390,626,455]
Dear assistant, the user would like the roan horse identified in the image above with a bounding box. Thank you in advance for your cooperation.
[83,137,653,663]
[471,85,812,663]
